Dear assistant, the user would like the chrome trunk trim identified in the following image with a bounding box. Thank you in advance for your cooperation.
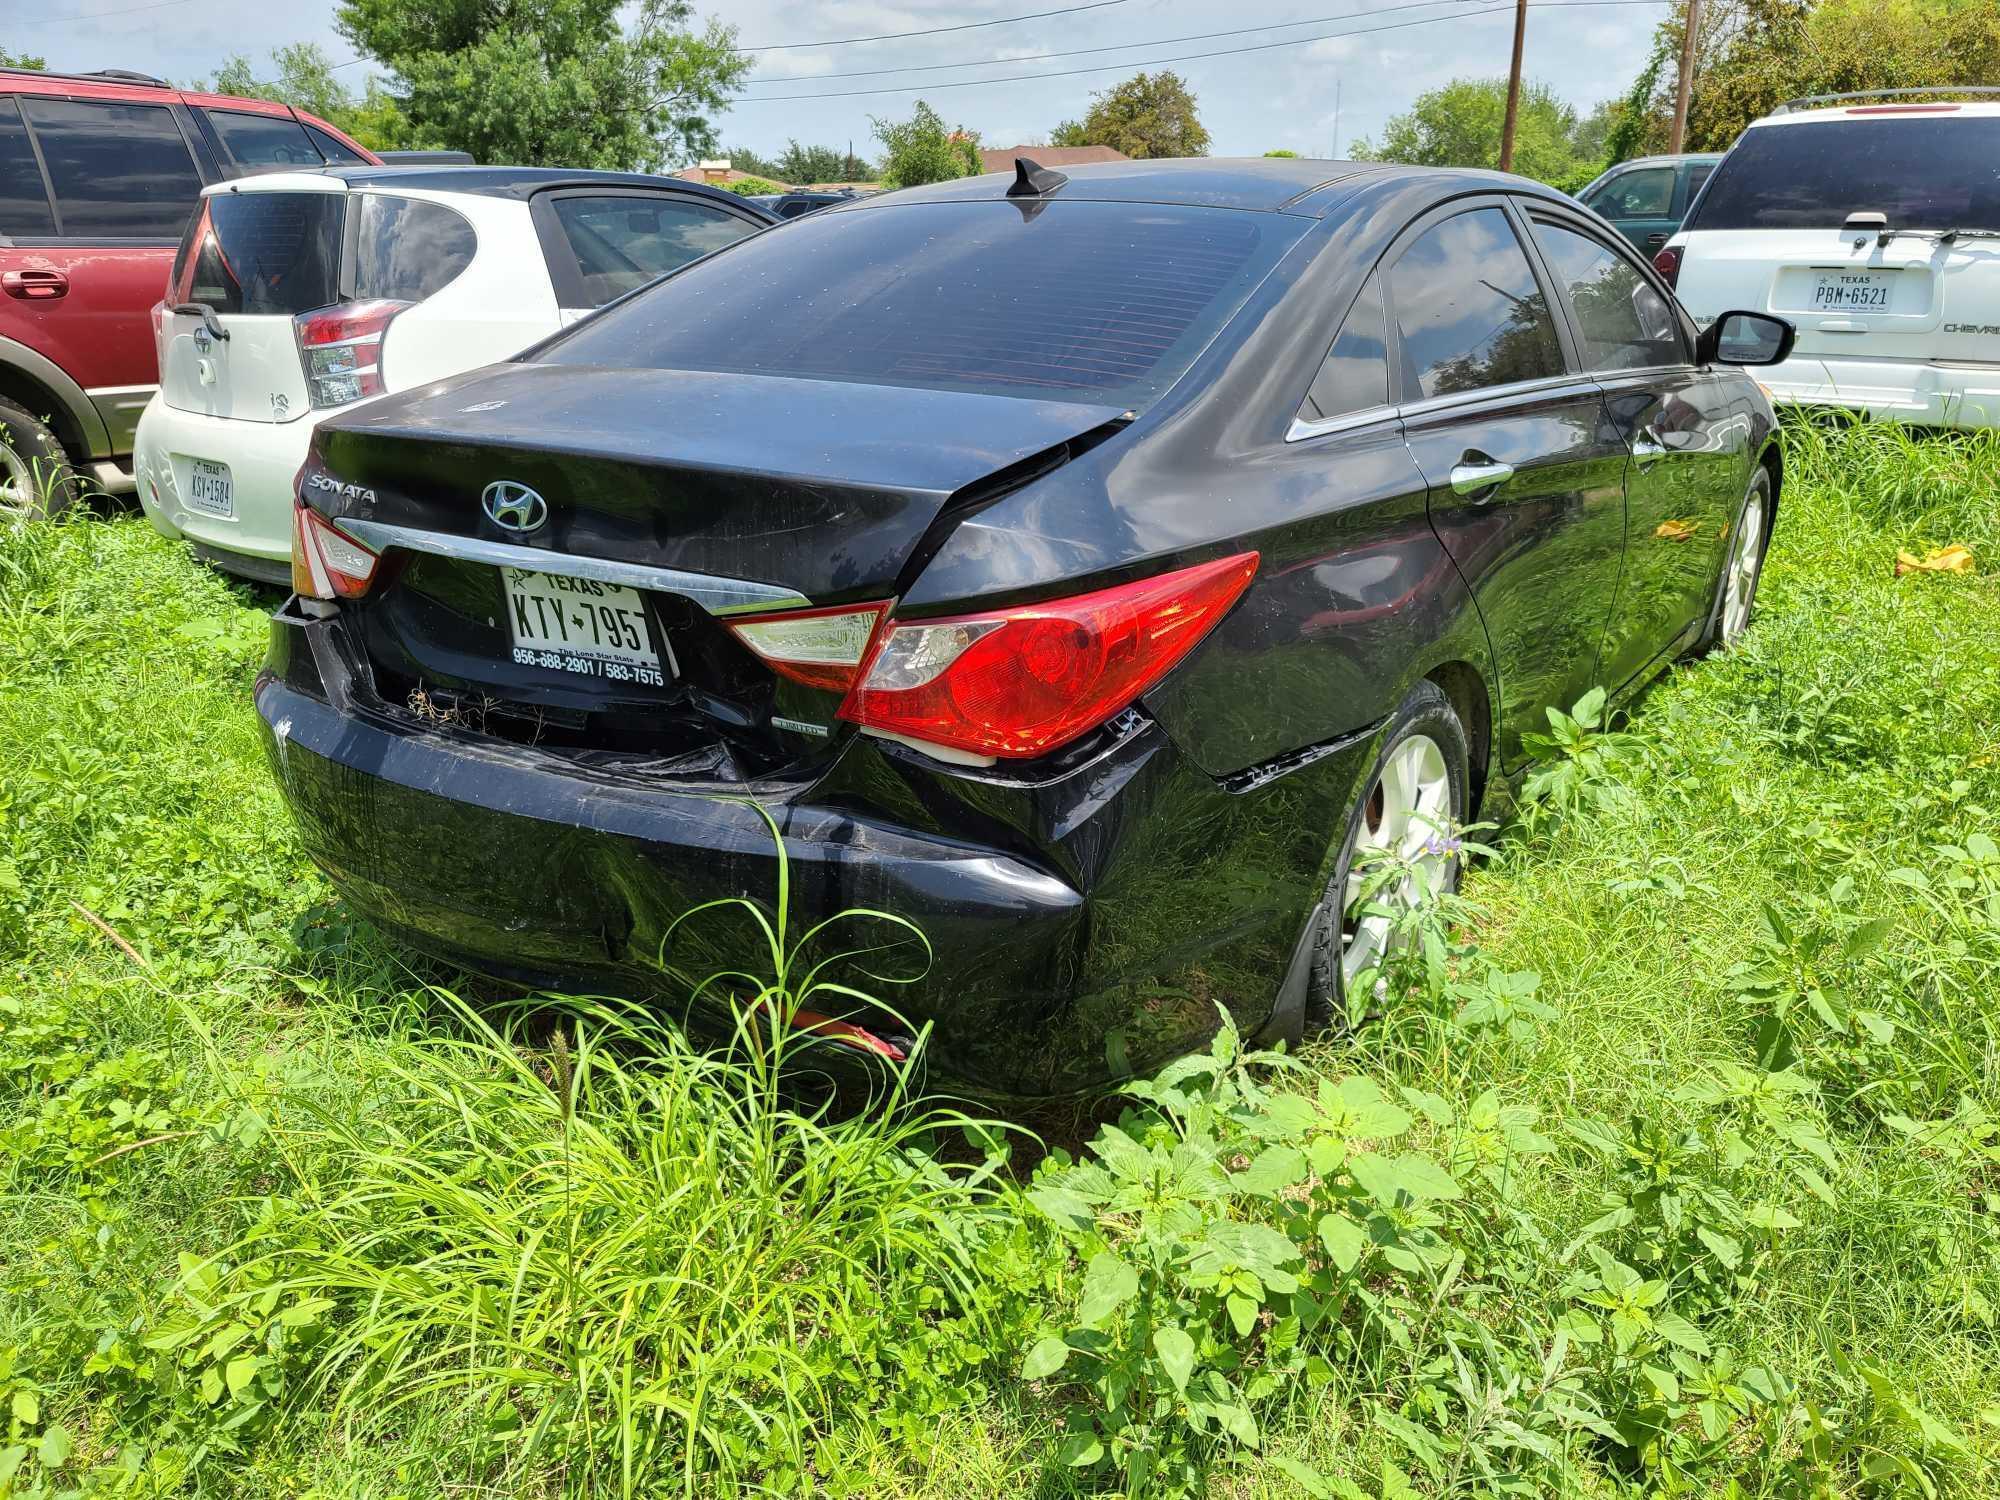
[332,518,814,616]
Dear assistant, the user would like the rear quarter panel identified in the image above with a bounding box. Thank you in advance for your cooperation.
[902,184,1501,781]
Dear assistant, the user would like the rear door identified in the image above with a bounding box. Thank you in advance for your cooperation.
[1391,198,1630,767]
[158,184,344,422]
[1527,208,1742,687]
[530,188,764,323]
[1678,113,2000,375]
[2,92,207,451]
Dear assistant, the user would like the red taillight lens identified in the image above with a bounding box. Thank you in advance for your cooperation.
[1652,244,1682,289]
[294,299,409,409]
[726,602,891,692]
[840,552,1258,760]
[292,498,379,600]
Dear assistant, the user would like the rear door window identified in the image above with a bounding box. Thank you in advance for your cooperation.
[1532,219,1683,370]
[203,108,323,170]
[545,199,1305,406]
[304,123,368,165]
[1681,160,1715,211]
[179,192,344,314]
[548,194,757,306]
[1690,116,2000,231]
[0,99,56,239]
[351,194,476,301]
[1301,272,1390,422]
[19,98,201,238]
[1388,207,1564,400]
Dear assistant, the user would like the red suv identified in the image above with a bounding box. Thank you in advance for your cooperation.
[0,66,379,517]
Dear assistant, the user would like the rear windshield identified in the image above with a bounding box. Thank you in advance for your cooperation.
[542,200,1303,406]
[180,192,343,315]
[1690,116,2000,232]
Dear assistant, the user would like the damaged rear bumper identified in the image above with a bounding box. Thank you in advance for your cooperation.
[254,602,1372,1097]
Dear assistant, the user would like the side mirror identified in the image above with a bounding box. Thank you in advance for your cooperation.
[1696,310,1796,367]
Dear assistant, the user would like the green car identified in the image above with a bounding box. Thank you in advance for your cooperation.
[1574,153,1724,257]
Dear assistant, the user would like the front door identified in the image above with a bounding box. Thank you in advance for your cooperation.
[1523,211,1745,688]
[1582,162,1679,255]
[4,94,208,453]
[1384,201,1629,768]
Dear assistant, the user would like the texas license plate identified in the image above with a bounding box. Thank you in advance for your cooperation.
[1810,270,1896,311]
[504,568,666,686]
[186,457,233,518]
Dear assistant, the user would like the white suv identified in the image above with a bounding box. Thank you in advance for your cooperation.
[136,167,772,582]
[1661,91,2000,430]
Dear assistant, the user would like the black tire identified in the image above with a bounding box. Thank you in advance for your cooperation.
[0,397,83,521]
[1687,464,1773,658]
[1304,679,1471,1032]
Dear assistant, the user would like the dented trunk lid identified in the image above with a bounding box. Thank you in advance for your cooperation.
[309,362,1129,600]
[306,363,1126,777]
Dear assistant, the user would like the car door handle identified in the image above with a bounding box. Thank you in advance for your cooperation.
[1632,430,1669,467]
[1645,233,1667,247]
[2,269,67,300]
[1450,459,1514,497]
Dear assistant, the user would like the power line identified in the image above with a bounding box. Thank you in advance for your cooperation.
[726,0,1669,103]
[741,0,1134,53]
[745,0,1491,86]
[18,0,198,26]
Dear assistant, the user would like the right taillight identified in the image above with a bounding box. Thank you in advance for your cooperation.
[294,299,409,409]
[292,497,379,600]
[1652,244,1683,289]
[837,552,1258,761]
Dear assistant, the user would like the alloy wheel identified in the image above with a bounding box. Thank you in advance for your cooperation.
[1340,731,1453,987]
[0,440,33,521]
[1720,486,1766,642]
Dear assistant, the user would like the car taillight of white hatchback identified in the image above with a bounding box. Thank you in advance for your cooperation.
[295,300,410,408]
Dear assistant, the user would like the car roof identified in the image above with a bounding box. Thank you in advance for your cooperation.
[845,157,1563,218]
[1600,152,1724,167]
[1757,100,2000,126]
[207,164,766,214]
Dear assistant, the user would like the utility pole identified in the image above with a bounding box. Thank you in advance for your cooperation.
[1333,77,1342,158]
[1669,0,1701,153]
[1498,0,1528,171]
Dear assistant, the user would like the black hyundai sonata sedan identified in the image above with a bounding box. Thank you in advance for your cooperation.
[258,157,1794,1098]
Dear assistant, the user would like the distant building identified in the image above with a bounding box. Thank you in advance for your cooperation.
[674,159,789,188]
[977,144,1128,175]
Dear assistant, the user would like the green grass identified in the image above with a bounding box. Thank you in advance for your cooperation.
[2,418,1997,1497]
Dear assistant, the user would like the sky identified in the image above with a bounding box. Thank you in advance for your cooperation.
[20,0,1666,161]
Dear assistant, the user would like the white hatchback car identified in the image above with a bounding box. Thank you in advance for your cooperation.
[1661,90,2000,429]
[136,166,772,581]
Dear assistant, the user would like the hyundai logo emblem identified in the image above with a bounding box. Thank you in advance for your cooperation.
[482,480,548,534]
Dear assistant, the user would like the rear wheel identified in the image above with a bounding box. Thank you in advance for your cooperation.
[0,398,82,521]
[1306,680,1470,1031]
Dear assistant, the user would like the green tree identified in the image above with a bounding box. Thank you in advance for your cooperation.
[1053,70,1210,159]
[872,101,980,188]
[336,0,746,170]
[776,141,852,185]
[1263,148,1300,157]
[1686,0,2000,148]
[1351,77,1603,189]
[200,44,417,152]
[716,143,786,180]
[1,49,46,70]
